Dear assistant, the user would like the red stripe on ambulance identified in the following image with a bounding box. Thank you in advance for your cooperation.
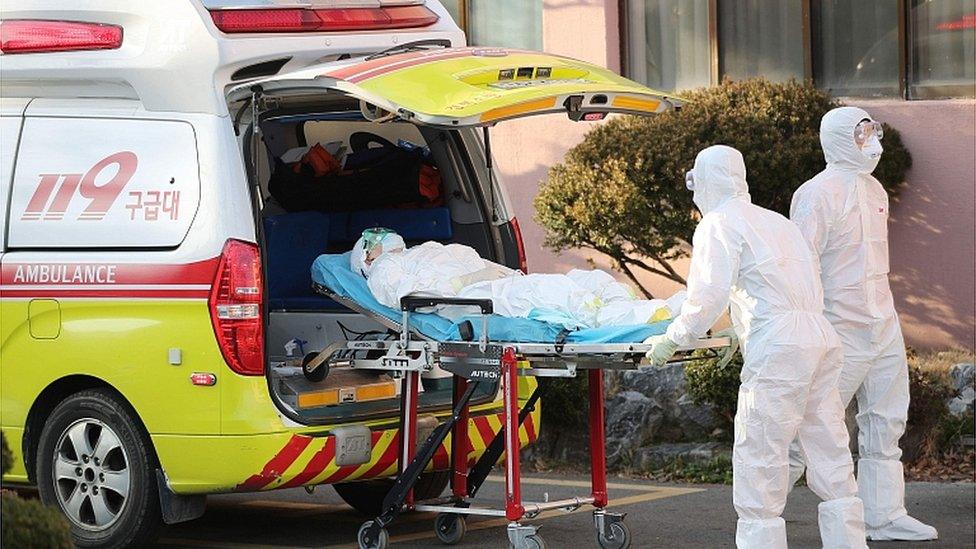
[359,432,401,480]
[524,413,537,443]
[326,48,464,80]
[0,257,220,299]
[279,437,338,489]
[236,435,314,491]
[237,409,540,491]
[344,50,474,84]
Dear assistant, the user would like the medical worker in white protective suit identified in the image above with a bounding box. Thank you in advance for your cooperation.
[350,229,684,328]
[644,145,867,549]
[787,107,938,541]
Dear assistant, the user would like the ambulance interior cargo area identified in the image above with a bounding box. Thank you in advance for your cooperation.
[248,94,512,425]
[234,44,681,426]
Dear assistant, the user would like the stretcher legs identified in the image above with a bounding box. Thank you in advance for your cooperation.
[451,376,470,499]
[588,369,608,508]
[356,347,629,549]
[502,348,525,522]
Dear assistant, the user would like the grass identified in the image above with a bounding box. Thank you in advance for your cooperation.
[647,456,734,485]
[908,348,975,377]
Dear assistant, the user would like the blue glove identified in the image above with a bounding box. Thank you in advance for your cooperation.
[643,335,679,367]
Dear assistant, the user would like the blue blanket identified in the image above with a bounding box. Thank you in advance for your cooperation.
[310,253,669,344]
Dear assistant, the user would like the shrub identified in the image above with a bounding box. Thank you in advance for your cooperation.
[0,432,74,549]
[682,347,970,464]
[540,377,589,429]
[535,78,911,296]
[684,348,743,434]
[1,431,12,476]
[1,493,74,549]
[901,363,957,462]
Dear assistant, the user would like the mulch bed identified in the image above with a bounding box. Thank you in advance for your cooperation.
[904,450,975,483]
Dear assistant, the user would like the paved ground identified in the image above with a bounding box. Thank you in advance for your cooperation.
[154,475,974,549]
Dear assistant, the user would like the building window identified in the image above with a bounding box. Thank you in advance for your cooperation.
[909,0,976,98]
[622,0,975,99]
[812,0,901,97]
[719,0,806,83]
[625,0,712,91]
[444,0,543,51]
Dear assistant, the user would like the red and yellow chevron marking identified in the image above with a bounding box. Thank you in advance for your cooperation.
[236,408,539,492]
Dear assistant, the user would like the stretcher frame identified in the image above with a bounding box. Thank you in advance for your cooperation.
[312,284,730,549]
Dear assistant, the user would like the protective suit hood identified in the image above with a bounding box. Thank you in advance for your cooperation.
[690,145,751,215]
[350,230,405,276]
[820,106,881,174]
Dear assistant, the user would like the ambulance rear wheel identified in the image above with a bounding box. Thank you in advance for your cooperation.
[36,388,161,549]
[334,470,450,516]
[434,513,466,545]
[357,520,389,549]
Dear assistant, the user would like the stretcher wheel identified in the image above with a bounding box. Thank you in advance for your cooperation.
[597,521,631,549]
[357,520,389,549]
[434,513,466,545]
[302,352,329,382]
[509,534,546,549]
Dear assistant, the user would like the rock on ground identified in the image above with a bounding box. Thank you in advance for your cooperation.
[948,362,975,417]
[631,442,728,472]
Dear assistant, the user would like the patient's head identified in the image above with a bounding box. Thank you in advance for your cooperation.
[351,228,406,276]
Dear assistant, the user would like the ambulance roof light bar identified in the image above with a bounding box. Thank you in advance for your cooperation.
[0,20,123,54]
[209,1,438,34]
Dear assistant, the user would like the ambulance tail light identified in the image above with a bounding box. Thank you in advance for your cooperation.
[209,4,438,34]
[511,218,528,274]
[0,20,123,54]
[209,239,265,376]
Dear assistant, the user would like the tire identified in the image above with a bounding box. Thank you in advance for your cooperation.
[334,469,450,516]
[36,388,162,549]
[434,512,466,545]
[597,521,631,549]
[357,520,389,549]
[509,534,546,549]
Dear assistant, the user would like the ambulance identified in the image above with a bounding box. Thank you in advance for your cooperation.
[0,1,678,547]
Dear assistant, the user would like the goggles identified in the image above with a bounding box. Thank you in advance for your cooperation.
[361,227,396,251]
[685,170,696,191]
[853,120,884,148]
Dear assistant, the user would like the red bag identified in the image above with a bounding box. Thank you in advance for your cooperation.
[418,164,443,207]
[293,143,341,177]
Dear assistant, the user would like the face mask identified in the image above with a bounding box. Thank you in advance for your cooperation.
[858,135,883,173]
[861,134,883,160]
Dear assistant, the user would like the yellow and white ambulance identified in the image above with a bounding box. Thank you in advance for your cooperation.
[0,1,677,547]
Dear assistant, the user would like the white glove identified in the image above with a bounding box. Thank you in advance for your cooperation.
[643,335,679,368]
[711,328,739,368]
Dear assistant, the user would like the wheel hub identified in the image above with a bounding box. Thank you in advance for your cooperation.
[53,418,131,531]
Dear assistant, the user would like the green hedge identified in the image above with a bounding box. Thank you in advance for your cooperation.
[535,78,912,294]
[1,432,74,549]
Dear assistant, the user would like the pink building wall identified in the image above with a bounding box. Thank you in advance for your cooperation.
[491,0,975,350]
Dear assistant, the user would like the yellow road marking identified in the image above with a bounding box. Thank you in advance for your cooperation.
[481,474,695,493]
[238,500,348,512]
[160,538,300,549]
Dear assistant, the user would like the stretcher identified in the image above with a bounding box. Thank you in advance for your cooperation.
[308,255,730,549]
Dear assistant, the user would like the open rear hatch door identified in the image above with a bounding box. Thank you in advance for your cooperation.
[228,46,682,126]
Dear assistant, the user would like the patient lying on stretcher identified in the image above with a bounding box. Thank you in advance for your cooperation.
[350,228,685,329]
